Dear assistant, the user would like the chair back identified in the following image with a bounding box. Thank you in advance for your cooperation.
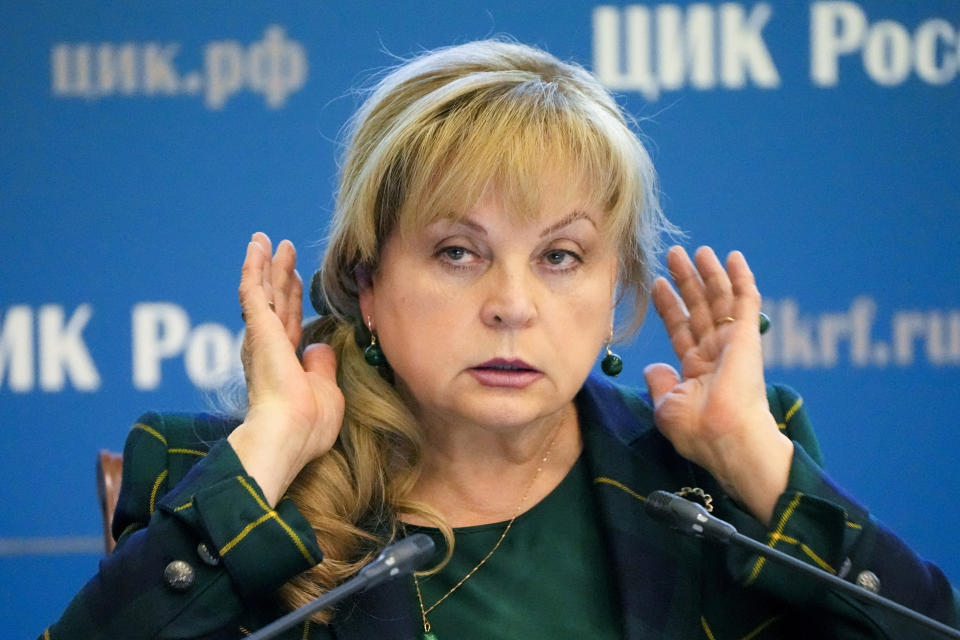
[96,450,123,554]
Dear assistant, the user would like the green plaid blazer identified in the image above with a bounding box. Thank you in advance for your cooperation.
[42,375,960,639]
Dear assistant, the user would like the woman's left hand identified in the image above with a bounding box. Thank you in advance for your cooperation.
[644,246,794,524]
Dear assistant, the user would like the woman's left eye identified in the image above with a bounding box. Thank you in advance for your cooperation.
[542,249,581,269]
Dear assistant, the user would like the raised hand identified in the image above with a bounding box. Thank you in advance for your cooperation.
[643,246,793,524]
[228,232,345,506]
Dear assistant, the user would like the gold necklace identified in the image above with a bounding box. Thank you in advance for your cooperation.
[411,432,558,640]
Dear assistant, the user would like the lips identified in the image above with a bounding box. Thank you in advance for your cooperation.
[474,358,539,372]
[469,358,543,388]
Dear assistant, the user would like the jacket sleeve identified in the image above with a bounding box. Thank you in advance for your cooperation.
[40,412,323,640]
[720,385,960,638]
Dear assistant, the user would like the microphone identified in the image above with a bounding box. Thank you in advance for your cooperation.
[644,491,960,639]
[357,530,436,588]
[245,533,435,640]
[644,489,735,542]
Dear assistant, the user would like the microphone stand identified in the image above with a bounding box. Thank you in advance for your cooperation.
[246,573,369,640]
[728,528,960,639]
[645,490,960,640]
[245,533,434,640]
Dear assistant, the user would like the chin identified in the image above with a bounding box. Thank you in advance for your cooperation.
[450,391,569,430]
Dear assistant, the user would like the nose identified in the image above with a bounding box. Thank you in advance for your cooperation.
[479,261,538,329]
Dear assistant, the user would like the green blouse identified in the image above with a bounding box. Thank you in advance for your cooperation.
[408,455,622,639]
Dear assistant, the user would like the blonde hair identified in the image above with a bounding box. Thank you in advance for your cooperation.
[278,39,672,619]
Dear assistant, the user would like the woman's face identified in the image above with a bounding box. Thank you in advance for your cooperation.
[359,178,619,434]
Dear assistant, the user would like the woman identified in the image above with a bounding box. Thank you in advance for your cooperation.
[43,40,958,639]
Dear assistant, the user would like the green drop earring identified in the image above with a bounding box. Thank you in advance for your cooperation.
[601,341,623,377]
[363,318,387,367]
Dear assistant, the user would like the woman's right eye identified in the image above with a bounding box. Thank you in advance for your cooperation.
[434,244,480,270]
[435,245,481,270]
[441,246,468,261]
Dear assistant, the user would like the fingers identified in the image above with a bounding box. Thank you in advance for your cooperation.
[665,246,736,337]
[271,239,304,346]
[253,232,274,305]
[665,246,713,340]
[726,250,762,326]
[652,276,696,359]
[658,245,759,338]
[239,233,275,329]
[696,247,735,323]
[270,239,294,321]
[240,233,303,338]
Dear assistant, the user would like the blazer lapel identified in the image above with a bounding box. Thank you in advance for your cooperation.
[578,378,705,640]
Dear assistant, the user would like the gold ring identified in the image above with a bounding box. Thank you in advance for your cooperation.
[716,316,735,326]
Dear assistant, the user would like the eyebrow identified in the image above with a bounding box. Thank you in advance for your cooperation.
[451,218,487,235]
[539,210,597,237]
[437,209,597,237]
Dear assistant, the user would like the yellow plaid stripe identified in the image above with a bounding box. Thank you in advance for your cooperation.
[741,615,783,640]
[149,470,168,515]
[701,616,717,639]
[215,476,315,564]
[168,448,207,457]
[777,397,803,430]
[784,397,803,423]
[594,476,647,502]
[747,492,804,584]
[173,500,194,513]
[134,422,167,445]
[219,512,274,556]
[701,614,783,640]
[767,533,836,573]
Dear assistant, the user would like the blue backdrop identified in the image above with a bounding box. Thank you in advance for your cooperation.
[2,2,958,636]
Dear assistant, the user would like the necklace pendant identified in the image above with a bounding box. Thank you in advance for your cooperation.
[421,632,439,640]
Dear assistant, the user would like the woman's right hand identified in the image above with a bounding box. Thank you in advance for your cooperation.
[227,232,345,506]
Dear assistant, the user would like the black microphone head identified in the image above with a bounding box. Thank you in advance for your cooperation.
[645,490,682,527]
[395,533,436,571]
[645,489,737,542]
[359,533,436,589]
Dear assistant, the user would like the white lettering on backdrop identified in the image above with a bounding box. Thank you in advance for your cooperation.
[50,25,307,110]
[593,2,959,98]
[593,3,780,100]
[131,303,242,390]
